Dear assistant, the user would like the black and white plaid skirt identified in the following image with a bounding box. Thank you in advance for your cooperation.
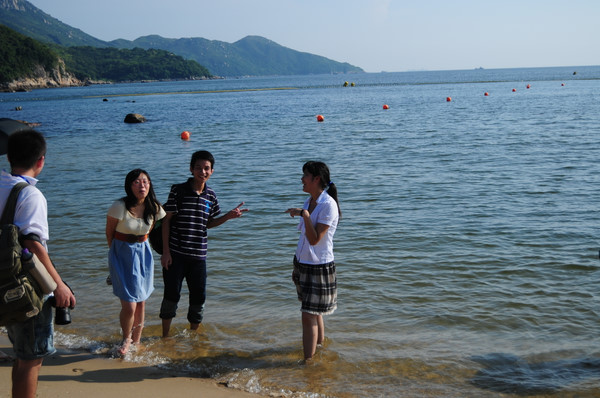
[292,256,337,315]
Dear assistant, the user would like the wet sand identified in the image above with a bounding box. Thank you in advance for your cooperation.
[0,334,255,398]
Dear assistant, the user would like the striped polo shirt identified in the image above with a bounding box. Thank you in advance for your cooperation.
[165,179,221,259]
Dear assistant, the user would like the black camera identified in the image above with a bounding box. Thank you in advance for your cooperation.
[47,295,73,325]
[47,283,74,325]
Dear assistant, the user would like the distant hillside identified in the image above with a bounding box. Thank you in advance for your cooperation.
[111,35,364,77]
[0,24,211,90]
[0,0,107,47]
[0,23,58,82]
[53,46,211,82]
[0,0,364,77]
[0,23,85,91]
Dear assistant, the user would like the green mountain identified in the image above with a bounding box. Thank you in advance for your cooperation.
[0,23,58,82]
[110,35,363,77]
[0,0,107,47]
[0,0,364,77]
[54,46,211,82]
[0,24,211,89]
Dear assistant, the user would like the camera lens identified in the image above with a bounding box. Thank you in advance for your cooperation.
[54,307,71,325]
[47,296,72,325]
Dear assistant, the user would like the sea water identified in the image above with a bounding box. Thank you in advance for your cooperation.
[2,65,600,397]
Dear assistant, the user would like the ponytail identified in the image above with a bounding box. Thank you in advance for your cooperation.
[326,181,342,218]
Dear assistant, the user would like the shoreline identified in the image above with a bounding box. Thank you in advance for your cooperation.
[0,76,223,93]
[0,334,255,398]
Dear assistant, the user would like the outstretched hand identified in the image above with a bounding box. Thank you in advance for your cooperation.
[227,202,249,219]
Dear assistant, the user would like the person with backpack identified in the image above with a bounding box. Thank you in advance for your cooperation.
[159,150,248,337]
[106,169,165,356]
[0,129,76,398]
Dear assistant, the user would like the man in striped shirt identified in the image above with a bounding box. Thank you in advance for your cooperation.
[159,150,248,337]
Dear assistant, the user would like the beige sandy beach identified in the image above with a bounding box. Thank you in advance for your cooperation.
[0,334,255,398]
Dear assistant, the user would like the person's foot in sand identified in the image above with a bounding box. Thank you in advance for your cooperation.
[118,338,132,356]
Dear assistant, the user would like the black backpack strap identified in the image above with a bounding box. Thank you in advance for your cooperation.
[0,182,29,225]
[165,182,185,214]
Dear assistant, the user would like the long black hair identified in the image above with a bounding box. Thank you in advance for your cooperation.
[122,168,162,225]
[302,161,341,217]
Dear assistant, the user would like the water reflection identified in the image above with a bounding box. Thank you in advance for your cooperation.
[470,353,600,395]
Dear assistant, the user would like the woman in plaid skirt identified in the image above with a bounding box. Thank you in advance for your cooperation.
[286,161,341,361]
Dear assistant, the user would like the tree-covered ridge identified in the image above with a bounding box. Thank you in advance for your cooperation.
[0,0,107,47]
[0,0,363,77]
[0,24,212,85]
[114,35,364,77]
[0,24,58,82]
[54,46,211,82]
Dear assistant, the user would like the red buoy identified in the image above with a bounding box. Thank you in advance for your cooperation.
[512,88,517,92]
[484,92,489,96]
[526,84,531,89]
[383,104,389,110]
[316,115,324,122]
[181,131,190,141]
[446,97,452,102]
[561,83,565,86]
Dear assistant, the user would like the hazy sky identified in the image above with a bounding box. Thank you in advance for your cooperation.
[27,0,600,73]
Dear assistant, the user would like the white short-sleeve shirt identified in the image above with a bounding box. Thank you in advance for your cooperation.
[295,190,339,264]
[0,170,49,249]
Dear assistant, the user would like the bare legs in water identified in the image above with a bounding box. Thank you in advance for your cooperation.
[119,300,145,355]
[302,312,324,361]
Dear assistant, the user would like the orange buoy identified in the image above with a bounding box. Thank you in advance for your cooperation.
[484,92,489,96]
[383,104,389,110]
[446,97,452,102]
[526,84,531,89]
[181,131,190,140]
[316,115,324,122]
[512,88,517,92]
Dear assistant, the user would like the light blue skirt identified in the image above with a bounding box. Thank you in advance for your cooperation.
[108,239,154,302]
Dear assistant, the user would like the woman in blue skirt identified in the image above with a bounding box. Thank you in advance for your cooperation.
[286,161,341,361]
[106,169,165,355]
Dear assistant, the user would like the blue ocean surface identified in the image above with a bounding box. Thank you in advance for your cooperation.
[2,65,600,397]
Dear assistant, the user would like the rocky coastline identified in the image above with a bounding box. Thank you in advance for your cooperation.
[1,70,218,93]
[0,59,89,92]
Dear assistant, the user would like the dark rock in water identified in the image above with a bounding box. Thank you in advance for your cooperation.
[124,113,146,123]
